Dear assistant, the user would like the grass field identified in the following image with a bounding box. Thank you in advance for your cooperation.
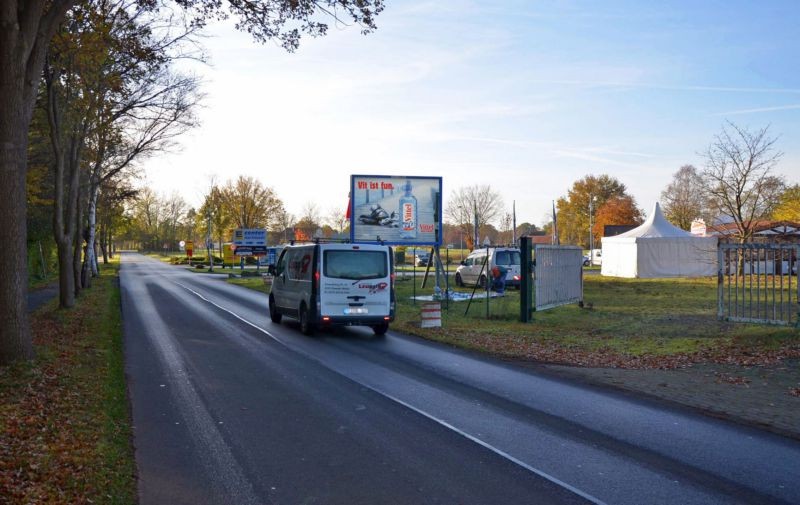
[393,274,799,367]
[229,270,799,369]
[0,260,135,504]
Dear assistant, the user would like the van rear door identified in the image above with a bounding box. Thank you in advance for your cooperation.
[495,249,521,281]
[319,247,391,318]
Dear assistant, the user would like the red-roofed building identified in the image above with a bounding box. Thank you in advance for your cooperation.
[704,220,800,243]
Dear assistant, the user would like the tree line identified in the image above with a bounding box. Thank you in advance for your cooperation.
[552,122,797,249]
[1,0,385,365]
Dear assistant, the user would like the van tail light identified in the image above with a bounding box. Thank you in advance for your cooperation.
[314,271,320,286]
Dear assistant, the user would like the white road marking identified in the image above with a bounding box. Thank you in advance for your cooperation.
[131,280,262,505]
[175,281,607,505]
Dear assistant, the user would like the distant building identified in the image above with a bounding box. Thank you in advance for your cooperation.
[526,235,554,245]
[603,224,638,237]
[705,220,800,243]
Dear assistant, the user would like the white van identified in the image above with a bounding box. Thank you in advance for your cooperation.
[268,243,395,335]
[454,247,522,288]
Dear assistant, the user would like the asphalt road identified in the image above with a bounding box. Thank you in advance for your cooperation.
[121,252,800,505]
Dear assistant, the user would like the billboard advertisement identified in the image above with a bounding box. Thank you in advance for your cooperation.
[350,175,442,245]
[233,228,267,246]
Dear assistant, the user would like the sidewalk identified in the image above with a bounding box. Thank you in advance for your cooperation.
[28,283,58,312]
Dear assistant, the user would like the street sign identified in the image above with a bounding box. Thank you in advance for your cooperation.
[233,229,267,247]
[186,240,194,258]
[233,246,267,257]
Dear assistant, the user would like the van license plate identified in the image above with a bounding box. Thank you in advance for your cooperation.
[344,307,368,315]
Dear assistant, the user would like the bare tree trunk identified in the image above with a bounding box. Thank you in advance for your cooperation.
[0,0,77,366]
[53,168,76,307]
[100,217,109,263]
[47,76,78,308]
[74,183,87,292]
[84,179,100,277]
[93,241,100,273]
[0,102,33,362]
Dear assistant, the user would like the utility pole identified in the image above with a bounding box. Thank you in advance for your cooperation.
[589,196,596,260]
[206,210,213,272]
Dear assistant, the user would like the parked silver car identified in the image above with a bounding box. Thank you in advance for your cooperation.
[455,247,521,288]
[415,253,431,267]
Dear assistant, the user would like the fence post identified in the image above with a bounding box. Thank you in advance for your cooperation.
[795,245,800,328]
[717,245,724,320]
[520,237,532,322]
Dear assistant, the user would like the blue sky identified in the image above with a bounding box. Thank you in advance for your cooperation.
[145,0,800,227]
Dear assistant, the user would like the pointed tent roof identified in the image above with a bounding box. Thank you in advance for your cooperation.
[615,202,692,238]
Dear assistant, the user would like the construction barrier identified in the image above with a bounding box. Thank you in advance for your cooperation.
[421,301,442,328]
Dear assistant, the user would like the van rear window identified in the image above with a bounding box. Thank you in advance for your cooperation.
[324,251,388,280]
[496,251,521,266]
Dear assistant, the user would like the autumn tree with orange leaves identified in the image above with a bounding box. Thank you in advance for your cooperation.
[592,196,644,245]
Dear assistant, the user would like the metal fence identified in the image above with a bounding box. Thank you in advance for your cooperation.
[534,245,583,311]
[717,243,799,325]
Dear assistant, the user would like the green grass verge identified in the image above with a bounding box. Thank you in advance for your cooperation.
[392,274,799,366]
[227,270,798,367]
[0,260,135,503]
[227,276,270,292]
[144,252,179,263]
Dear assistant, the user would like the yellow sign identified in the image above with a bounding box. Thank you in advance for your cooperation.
[186,240,194,257]
[223,243,235,266]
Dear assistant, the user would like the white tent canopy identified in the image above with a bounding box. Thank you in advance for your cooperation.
[601,203,718,278]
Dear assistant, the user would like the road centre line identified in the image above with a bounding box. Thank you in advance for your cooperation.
[174,280,607,505]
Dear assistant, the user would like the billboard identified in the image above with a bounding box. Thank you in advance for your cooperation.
[350,175,442,245]
[233,228,267,246]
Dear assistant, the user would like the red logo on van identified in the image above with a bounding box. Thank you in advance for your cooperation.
[357,282,388,294]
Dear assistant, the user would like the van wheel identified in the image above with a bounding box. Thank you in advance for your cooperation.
[478,275,487,288]
[299,304,315,336]
[269,296,282,324]
[372,323,389,336]
[455,273,463,287]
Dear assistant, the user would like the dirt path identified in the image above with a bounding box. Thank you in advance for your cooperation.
[28,283,58,312]
[539,360,800,440]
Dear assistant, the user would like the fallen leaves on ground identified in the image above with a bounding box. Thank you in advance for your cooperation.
[402,322,800,371]
[713,373,752,386]
[0,277,132,504]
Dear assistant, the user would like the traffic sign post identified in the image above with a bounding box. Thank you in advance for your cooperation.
[186,240,194,259]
